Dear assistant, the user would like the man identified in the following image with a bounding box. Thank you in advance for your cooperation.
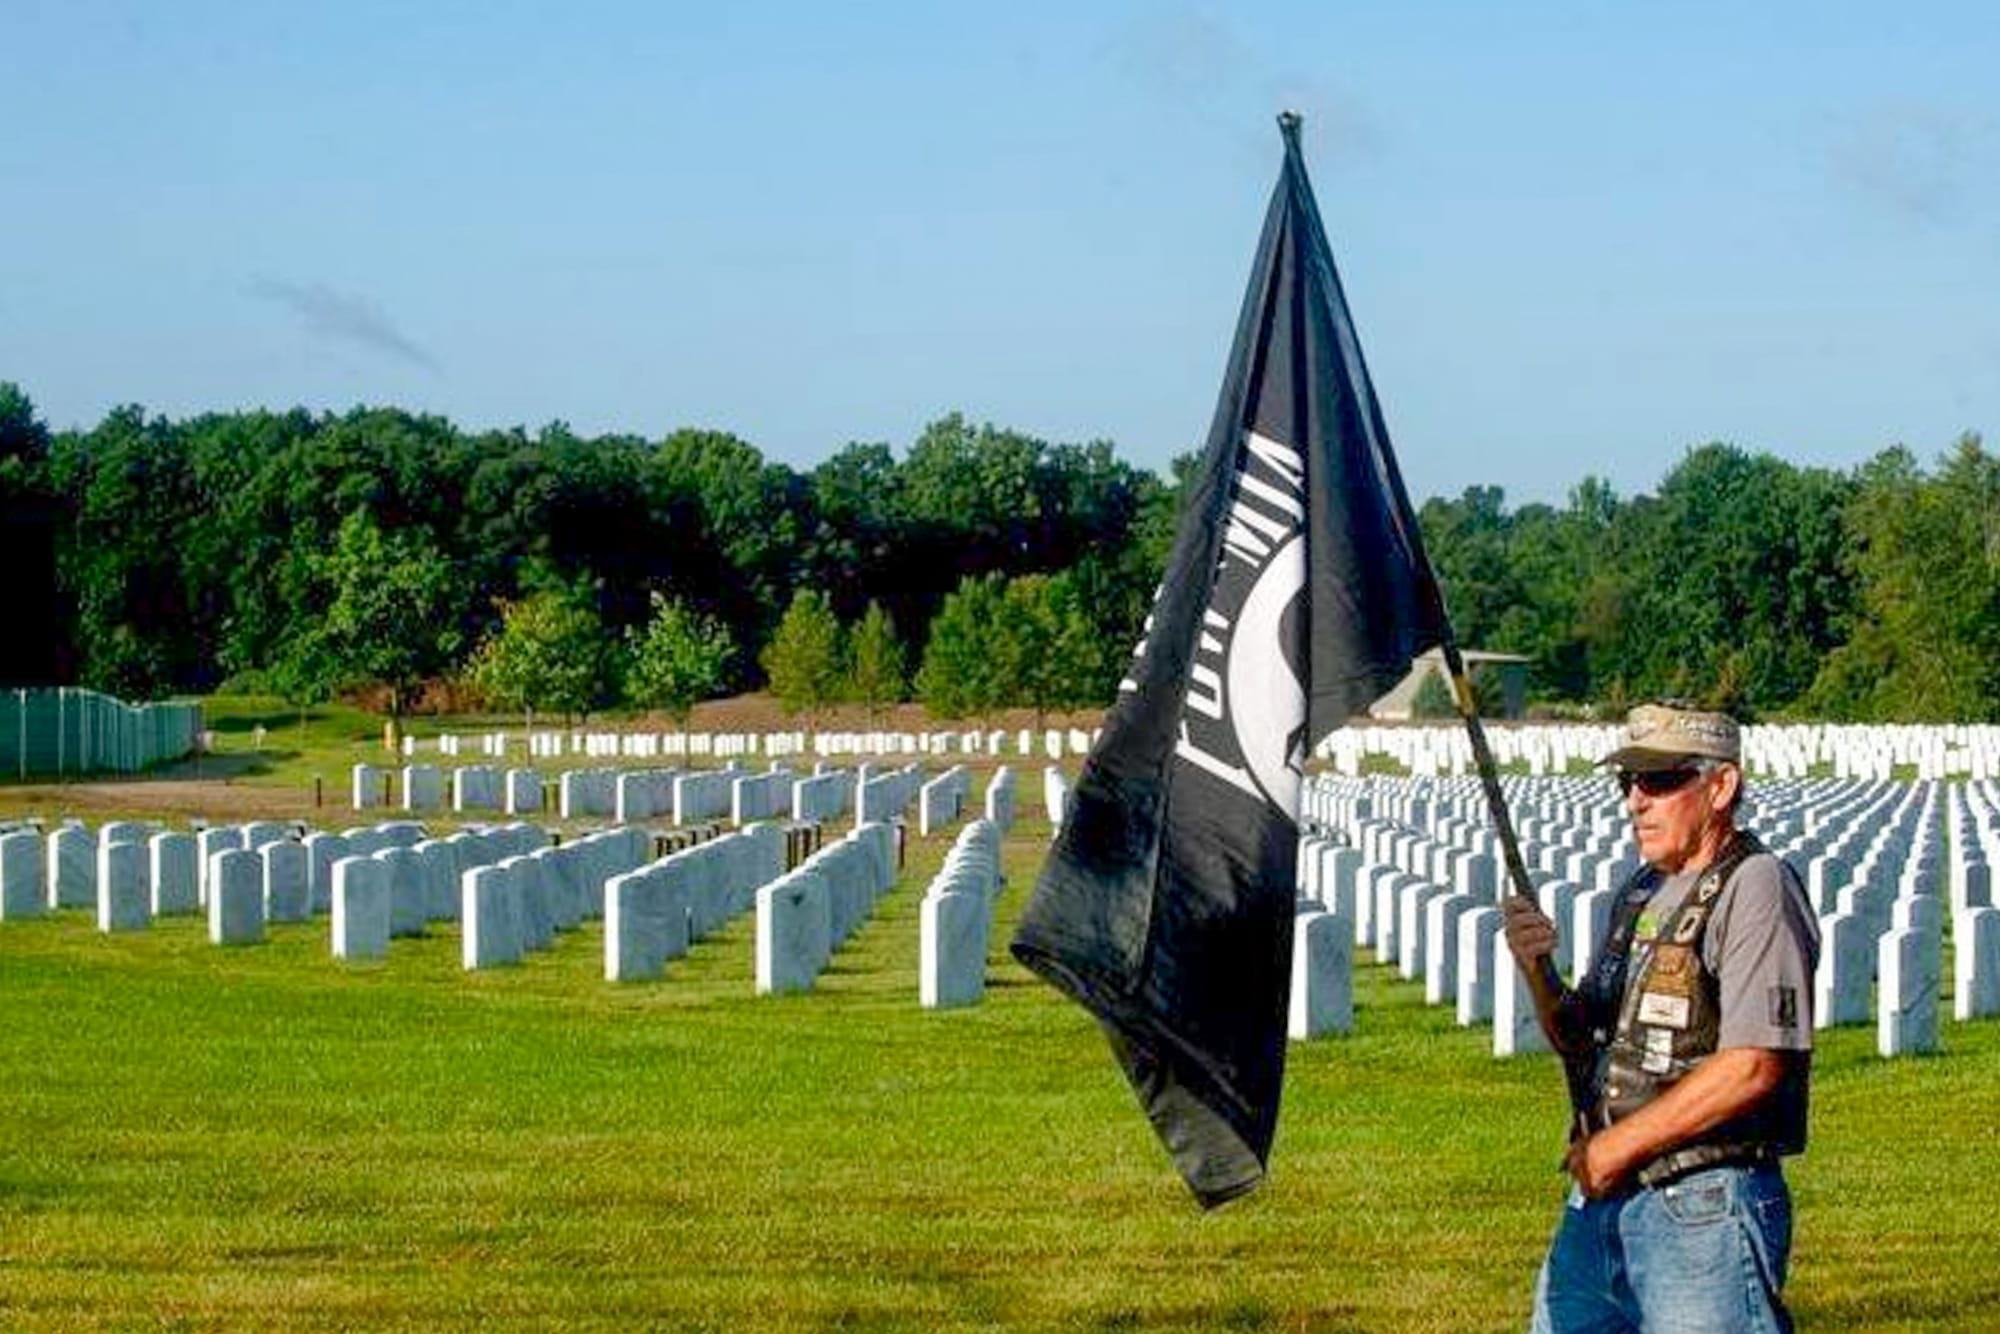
[1503,701,1819,1333]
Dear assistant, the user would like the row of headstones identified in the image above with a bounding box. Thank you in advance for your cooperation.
[779,728,1100,760]
[458,827,652,968]
[919,820,1005,1008]
[603,824,790,981]
[0,817,557,953]
[467,728,1108,761]
[412,721,2000,775]
[1289,775,2000,1057]
[350,763,539,814]
[1313,723,2000,781]
[0,818,439,922]
[434,733,508,758]
[351,761,881,829]
[984,767,1017,833]
[918,767,971,837]
[754,824,899,994]
[857,765,925,826]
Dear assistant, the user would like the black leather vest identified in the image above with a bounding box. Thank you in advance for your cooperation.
[1579,832,1807,1176]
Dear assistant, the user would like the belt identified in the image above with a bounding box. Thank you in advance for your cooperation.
[1634,1143,1777,1191]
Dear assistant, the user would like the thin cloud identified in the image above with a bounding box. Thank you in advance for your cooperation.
[247,277,440,370]
[1828,103,1995,225]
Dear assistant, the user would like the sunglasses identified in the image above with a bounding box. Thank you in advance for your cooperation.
[1615,766,1708,797]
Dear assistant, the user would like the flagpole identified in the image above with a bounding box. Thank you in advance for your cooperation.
[1432,629,1589,1131]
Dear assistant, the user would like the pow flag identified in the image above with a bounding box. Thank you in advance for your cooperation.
[1010,115,1446,1207]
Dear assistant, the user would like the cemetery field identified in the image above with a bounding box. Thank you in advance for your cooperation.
[2,822,1998,1332]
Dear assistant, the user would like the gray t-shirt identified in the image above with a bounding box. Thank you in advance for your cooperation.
[1634,851,1820,1051]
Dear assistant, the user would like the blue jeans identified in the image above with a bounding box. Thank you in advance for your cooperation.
[1529,1164,1794,1334]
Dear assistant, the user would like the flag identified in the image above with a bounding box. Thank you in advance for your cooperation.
[1010,113,1446,1208]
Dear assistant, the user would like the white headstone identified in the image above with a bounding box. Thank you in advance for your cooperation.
[1493,936,1552,1057]
[0,831,45,919]
[414,840,460,921]
[97,840,150,932]
[920,890,988,1009]
[1424,892,1475,1006]
[1289,909,1353,1038]
[1813,911,1874,1028]
[149,832,198,916]
[1398,879,1447,981]
[303,832,348,915]
[504,768,542,814]
[1456,906,1501,1025]
[195,827,245,907]
[47,825,96,910]
[1954,906,2000,1021]
[208,847,265,945]
[755,867,832,995]
[262,839,310,923]
[1877,927,1940,1056]
[461,863,520,969]
[605,866,690,982]
[376,847,427,938]
[332,855,390,961]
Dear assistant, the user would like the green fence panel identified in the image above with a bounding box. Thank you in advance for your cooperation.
[0,688,202,778]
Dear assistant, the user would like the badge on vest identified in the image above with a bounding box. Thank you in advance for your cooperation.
[1637,991,1691,1029]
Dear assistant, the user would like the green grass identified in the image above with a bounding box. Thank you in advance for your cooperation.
[2,821,1997,1331]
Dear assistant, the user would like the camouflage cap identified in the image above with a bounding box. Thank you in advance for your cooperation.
[1601,701,1741,768]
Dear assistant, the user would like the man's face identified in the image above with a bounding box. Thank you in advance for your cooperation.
[1621,761,1733,873]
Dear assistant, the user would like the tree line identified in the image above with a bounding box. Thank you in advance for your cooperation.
[0,380,1994,725]
[0,385,1170,728]
[1416,436,2000,721]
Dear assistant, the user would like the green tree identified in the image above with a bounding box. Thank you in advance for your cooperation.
[291,509,471,744]
[625,592,734,731]
[916,574,1005,721]
[995,574,1112,725]
[467,587,618,727]
[1806,437,2000,721]
[761,590,844,725]
[845,600,906,723]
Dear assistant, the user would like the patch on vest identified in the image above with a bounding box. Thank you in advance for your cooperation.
[1769,984,1800,1031]
[1649,944,1695,981]
[1637,992,1691,1029]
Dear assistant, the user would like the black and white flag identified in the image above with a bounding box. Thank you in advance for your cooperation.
[1011,115,1446,1207]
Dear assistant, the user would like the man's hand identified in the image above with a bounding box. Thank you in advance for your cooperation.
[1501,892,1559,969]
[1564,1133,1636,1199]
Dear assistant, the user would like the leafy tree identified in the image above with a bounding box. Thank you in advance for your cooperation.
[625,592,734,730]
[466,586,619,727]
[761,590,844,725]
[845,600,906,723]
[0,382,51,464]
[1806,437,2000,721]
[916,574,1006,721]
[289,509,472,744]
[994,575,1063,723]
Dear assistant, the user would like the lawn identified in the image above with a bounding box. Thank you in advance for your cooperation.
[2,803,1997,1334]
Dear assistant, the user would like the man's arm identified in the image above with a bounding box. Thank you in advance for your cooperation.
[1500,894,1590,1054]
[1565,1046,1789,1197]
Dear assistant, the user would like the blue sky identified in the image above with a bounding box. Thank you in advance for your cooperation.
[4,1,1996,505]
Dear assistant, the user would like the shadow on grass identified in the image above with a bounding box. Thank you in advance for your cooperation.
[143,751,296,781]
[0,750,289,788]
